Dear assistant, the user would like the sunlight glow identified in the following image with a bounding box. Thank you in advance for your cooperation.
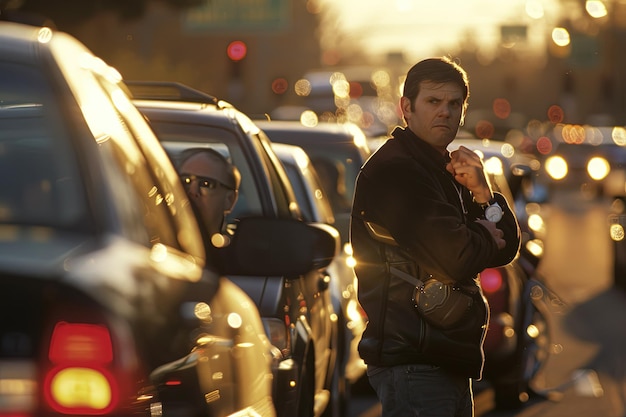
[37,27,53,44]
[484,157,504,176]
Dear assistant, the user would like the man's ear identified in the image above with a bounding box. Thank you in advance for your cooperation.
[400,96,412,118]
[224,190,238,213]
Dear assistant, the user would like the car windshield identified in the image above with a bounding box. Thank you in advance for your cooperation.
[0,62,85,229]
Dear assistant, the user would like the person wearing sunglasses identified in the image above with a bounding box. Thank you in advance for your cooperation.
[178,148,241,248]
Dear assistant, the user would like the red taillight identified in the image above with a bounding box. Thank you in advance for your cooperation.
[480,268,504,294]
[43,322,119,415]
[48,323,113,364]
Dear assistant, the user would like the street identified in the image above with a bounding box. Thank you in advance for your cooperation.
[348,187,626,417]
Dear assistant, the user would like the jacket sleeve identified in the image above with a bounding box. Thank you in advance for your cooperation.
[361,160,519,283]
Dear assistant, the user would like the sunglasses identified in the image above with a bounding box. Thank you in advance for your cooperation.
[180,174,234,194]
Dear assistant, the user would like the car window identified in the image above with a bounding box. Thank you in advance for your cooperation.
[281,160,315,222]
[0,62,86,229]
[305,143,363,214]
[149,120,300,222]
[147,123,265,221]
[253,132,301,220]
[281,158,335,225]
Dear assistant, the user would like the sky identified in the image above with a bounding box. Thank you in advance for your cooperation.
[319,0,564,62]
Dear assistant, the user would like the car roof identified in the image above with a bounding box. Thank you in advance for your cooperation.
[256,120,363,143]
[0,21,46,61]
[271,141,309,163]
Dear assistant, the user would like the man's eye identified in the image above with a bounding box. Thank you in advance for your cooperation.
[200,180,211,188]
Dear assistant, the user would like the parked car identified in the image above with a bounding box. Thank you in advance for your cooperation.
[255,121,371,383]
[449,135,550,409]
[254,120,370,257]
[270,142,368,415]
[0,21,335,417]
[128,81,340,417]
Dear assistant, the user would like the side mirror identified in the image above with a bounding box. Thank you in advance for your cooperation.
[218,217,339,276]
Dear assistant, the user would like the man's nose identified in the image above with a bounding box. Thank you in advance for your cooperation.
[186,180,201,196]
[439,104,451,116]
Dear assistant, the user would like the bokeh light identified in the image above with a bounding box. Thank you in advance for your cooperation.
[562,124,586,144]
[525,0,545,19]
[587,156,610,180]
[271,77,288,95]
[552,28,571,47]
[294,78,312,97]
[475,120,495,139]
[226,40,247,61]
[536,136,553,155]
[547,105,564,123]
[586,0,608,18]
[349,81,363,98]
[300,110,319,127]
[611,127,626,146]
[493,98,511,119]
[545,155,568,180]
[610,224,625,241]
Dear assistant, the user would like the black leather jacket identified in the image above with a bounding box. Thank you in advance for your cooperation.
[350,127,521,379]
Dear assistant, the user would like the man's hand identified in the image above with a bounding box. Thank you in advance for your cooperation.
[446,145,492,203]
[475,219,506,249]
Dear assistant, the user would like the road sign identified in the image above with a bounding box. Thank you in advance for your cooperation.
[183,0,290,33]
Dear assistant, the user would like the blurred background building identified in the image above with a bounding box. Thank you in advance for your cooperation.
[3,0,625,141]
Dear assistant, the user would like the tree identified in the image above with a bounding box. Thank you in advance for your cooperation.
[0,0,202,30]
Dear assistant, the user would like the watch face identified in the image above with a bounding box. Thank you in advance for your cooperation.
[485,204,503,222]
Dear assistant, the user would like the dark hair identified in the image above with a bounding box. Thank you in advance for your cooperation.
[403,57,469,112]
[178,147,241,190]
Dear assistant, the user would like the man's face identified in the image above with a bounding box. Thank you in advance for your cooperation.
[179,153,236,235]
[401,81,465,154]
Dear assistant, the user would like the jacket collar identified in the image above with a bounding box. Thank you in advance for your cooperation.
[391,126,451,169]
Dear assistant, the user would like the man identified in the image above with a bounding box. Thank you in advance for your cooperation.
[350,57,521,416]
[178,148,240,248]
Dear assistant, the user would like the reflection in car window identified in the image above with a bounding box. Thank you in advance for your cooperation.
[0,62,86,229]
[68,67,182,250]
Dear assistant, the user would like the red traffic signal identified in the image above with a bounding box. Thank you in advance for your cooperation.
[227,40,247,61]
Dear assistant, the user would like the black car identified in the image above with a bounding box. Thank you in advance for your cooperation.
[271,142,369,416]
[0,22,336,417]
[129,82,341,417]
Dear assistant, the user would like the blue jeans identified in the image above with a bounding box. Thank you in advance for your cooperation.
[367,364,474,417]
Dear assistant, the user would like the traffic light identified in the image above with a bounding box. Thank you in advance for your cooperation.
[227,40,247,61]
[227,40,247,79]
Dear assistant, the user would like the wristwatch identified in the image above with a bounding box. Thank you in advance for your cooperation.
[480,198,503,222]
